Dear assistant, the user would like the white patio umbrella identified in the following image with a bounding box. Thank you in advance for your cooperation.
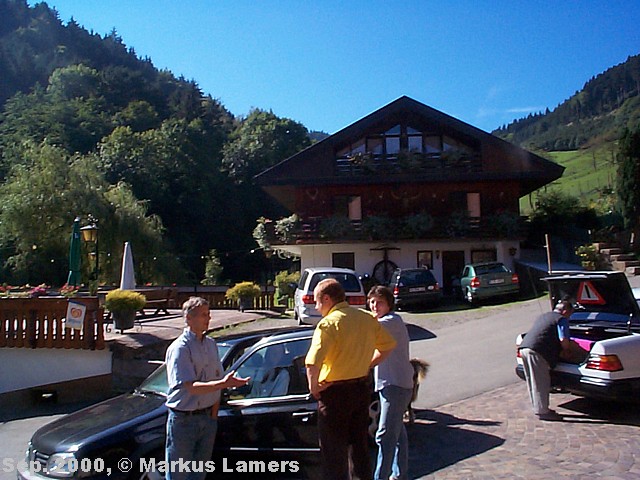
[119,242,136,290]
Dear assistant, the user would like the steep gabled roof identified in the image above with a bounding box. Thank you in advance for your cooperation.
[255,96,564,196]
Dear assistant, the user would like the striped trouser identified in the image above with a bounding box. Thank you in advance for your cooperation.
[520,348,552,415]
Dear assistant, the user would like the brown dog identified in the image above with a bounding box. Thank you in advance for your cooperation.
[406,358,429,424]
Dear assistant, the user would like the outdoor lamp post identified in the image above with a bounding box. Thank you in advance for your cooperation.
[80,218,99,285]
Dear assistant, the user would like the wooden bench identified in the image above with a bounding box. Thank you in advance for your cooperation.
[135,288,177,317]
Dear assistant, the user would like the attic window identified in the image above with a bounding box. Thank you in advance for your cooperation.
[334,123,478,174]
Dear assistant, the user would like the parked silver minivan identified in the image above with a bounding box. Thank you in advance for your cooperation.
[294,267,367,325]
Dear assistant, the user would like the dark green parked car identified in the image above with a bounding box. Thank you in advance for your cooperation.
[458,262,520,305]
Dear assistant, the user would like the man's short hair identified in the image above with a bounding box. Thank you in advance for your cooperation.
[555,295,576,312]
[314,278,346,303]
[367,285,395,311]
[182,296,209,320]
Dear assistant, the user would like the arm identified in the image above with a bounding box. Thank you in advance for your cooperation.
[306,364,328,399]
[370,348,393,369]
[183,371,249,395]
[557,318,572,351]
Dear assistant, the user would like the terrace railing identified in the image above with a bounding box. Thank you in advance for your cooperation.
[0,297,105,350]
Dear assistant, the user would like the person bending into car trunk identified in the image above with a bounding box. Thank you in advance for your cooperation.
[519,297,574,421]
[306,279,397,480]
[165,297,249,480]
[368,285,415,480]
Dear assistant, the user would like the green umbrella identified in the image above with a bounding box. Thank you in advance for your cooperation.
[67,217,82,286]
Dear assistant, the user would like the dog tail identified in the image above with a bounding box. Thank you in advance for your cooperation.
[410,358,430,381]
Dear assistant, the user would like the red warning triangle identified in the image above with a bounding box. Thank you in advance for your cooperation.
[576,281,606,305]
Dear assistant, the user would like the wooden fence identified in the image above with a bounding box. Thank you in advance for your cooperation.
[0,297,105,350]
[0,287,277,350]
[174,287,276,310]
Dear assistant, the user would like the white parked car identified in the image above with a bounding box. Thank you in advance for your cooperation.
[515,271,640,403]
[294,267,367,325]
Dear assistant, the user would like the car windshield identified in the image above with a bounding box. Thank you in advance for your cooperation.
[137,364,169,395]
[474,263,508,275]
[400,270,435,286]
[309,273,361,292]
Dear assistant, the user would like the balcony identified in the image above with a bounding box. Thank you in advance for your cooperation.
[335,150,482,177]
[257,213,527,246]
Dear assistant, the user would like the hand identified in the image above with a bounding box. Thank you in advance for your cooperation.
[309,381,329,399]
[223,371,250,388]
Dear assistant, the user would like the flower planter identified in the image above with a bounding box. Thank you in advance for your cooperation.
[112,310,136,332]
[238,297,253,312]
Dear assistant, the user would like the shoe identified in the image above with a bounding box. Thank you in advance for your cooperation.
[537,410,563,421]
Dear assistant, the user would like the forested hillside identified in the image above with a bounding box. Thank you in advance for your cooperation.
[493,53,640,215]
[0,0,310,286]
[494,54,640,151]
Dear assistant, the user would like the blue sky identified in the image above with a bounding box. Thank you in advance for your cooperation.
[37,1,640,134]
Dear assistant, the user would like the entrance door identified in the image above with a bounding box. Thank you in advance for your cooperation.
[442,250,465,295]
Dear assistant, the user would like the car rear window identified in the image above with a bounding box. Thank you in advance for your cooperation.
[474,263,508,275]
[400,270,436,286]
[309,273,362,292]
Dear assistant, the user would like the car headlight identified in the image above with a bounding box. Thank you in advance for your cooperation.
[46,453,77,478]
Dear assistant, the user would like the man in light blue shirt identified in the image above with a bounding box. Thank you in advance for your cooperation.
[165,297,249,480]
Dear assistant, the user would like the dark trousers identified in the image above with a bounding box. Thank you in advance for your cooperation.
[317,378,372,480]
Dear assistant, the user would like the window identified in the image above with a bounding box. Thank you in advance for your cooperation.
[334,124,475,169]
[471,249,496,263]
[233,339,311,399]
[425,136,441,153]
[417,250,433,269]
[334,195,361,220]
[332,252,355,270]
[467,193,481,218]
[408,135,423,152]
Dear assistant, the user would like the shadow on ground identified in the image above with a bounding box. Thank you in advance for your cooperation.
[557,395,640,426]
[406,409,504,478]
[406,323,436,341]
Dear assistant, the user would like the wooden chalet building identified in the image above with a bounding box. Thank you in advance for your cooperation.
[254,96,564,293]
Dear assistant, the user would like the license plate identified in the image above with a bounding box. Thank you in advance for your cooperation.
[489,279,505,285]
[409,287,426,292]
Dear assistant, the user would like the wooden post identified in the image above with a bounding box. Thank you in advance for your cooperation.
[545,233,553,273]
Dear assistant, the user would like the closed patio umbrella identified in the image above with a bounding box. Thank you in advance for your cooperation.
[120,242,136,290]
[66,217,82,286]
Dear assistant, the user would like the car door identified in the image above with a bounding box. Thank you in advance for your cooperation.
[216,337,319,454]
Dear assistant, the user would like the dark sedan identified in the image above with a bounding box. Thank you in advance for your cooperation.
[18,326,335,480]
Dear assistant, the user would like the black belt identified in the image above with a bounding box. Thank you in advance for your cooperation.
[170,406,212,415]
[328,376,368,386]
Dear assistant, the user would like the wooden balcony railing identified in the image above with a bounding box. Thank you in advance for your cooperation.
[263,214,528,245]
[335,151,482,177]
[0,297,105,350]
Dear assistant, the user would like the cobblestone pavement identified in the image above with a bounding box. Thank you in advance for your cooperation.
[407,382,640,479]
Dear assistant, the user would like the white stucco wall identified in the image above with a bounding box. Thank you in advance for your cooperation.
[0,348,112,394]
[292,240,519,285]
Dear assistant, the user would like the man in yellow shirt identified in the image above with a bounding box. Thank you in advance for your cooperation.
[306,278,397,480]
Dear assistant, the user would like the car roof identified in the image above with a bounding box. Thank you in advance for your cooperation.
[467,261,504,267]
[394,267,432,272]
[304,267,357,273]
[215,325,312,345]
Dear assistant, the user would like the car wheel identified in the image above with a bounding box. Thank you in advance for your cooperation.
[132,450,164,480]
[368,396,380,439]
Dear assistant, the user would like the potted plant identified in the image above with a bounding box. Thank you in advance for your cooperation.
[225,281,262,312]
[105,289,146,332]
